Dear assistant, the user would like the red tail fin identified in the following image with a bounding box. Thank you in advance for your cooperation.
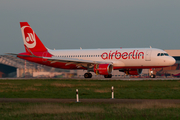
[20,22,47,52]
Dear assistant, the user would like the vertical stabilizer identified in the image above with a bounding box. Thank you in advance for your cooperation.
[20,22,47,52]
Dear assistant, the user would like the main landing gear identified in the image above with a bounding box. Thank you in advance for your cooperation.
[84,73,112,78]
[84,73,92,78]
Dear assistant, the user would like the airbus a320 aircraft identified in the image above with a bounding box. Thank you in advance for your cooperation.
[9,22,176,78]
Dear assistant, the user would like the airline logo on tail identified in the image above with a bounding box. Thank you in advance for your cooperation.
[20,22,48,53]
[21,26,36,48]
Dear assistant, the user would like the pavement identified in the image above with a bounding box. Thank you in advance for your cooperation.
[0,77,180,80]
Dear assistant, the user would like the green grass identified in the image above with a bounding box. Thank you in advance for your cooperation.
[1,79,180,119]
[0,79,180,99]
[1,102,180,120]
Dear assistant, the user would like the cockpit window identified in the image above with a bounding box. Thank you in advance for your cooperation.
[157,53,169,56]
[164,53,169,56]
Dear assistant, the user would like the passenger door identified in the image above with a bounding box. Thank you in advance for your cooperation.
[145,50,152,61]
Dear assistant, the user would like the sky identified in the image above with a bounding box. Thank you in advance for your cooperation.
[0,0,180,54]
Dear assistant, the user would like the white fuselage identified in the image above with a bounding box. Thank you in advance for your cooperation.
[48,48,175,69]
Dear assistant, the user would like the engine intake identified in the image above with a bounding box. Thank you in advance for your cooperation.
[94,64,113,75]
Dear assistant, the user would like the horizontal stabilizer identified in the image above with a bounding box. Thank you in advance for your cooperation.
[6,53,41,58]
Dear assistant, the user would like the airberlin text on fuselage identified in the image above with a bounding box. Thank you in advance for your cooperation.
[101,50,144,60]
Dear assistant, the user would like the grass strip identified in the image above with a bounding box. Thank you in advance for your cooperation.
[0,79,180,99]
[1,102,180,120]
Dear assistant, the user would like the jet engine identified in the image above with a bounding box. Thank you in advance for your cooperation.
[94,64,113,75]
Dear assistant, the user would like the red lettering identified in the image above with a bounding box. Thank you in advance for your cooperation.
[138,52,144,59]
[115,50,121,59]
[109,51,112,59]
[129,52,133,59]
[111,51,116,59]
[132,50,135,59]
[101,52,108,60]
[101,50,144,60]
[135,50,139,59]
[122,52,128,59]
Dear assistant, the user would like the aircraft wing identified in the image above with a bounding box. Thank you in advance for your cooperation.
[43,56,112,68]
[6,53,113,68]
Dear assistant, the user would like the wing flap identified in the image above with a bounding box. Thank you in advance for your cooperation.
[6,53,113,68]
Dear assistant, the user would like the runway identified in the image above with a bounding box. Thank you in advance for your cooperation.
[0,77,180,80]
[1,98,180,104]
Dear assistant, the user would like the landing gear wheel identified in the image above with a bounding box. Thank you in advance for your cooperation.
[84,73,92,78]
[104,74,112,78]
[84,73,89,78]
[150,74,156,78]
[88,73,92,78]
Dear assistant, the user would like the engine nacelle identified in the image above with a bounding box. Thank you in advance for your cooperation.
[122,69,142,75]
[94,64,113,75]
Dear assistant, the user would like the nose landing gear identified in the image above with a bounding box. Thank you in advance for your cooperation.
[150,74,156,78]
[149,68,156,78]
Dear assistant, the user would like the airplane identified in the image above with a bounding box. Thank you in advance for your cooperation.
[8,22,176,78]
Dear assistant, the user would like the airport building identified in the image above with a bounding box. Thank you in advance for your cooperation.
[0,55,73,78]
[0,49,180,78]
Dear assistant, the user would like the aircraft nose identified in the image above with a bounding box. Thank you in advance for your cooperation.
[169,57,176,65]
